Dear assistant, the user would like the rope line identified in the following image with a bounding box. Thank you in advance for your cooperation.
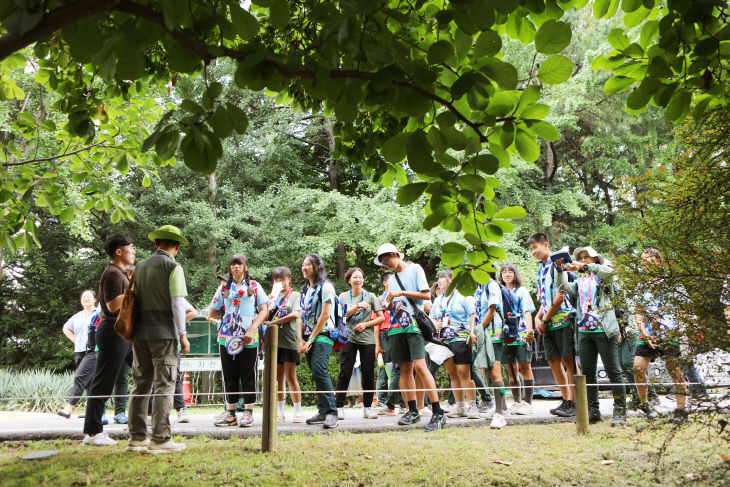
[1,382,728,401]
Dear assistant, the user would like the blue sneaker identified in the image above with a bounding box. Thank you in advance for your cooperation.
[113,413,128,424]
[101,414,109,425]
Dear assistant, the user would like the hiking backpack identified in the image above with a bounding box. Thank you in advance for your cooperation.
[315,282,350,350]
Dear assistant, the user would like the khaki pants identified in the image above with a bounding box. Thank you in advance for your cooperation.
[128,339,178,443]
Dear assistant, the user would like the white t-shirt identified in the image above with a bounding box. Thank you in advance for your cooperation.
[63,308,99,353]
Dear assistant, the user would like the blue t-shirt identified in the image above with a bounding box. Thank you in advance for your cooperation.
[298,281,338,341]
[507,286,536,345]
[388,263,429,315]
[430,291,475,342]
[536,258,573,330]
[208,280,269,346]
[637,290,679,339]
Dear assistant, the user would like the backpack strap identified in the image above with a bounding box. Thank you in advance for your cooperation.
[393,273,420,311]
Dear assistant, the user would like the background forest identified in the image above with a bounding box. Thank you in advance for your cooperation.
[0,8,717,371]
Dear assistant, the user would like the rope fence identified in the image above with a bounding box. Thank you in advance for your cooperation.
[1,381,728,402]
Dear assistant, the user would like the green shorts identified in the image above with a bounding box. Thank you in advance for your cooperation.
[389,332,426,365]
[544,325,575,360]
[502,343,533,364]
[492,342,504,363]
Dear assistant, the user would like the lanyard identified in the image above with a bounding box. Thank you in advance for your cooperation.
[437,292,456,320]
[276,287,294,319]
[349,290,367,322]
[473,285,485,320]
[537,260,552,307]
[299,285,317,324]
[578,274,595,316]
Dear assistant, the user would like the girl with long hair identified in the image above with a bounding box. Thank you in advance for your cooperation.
[206,254,269,428]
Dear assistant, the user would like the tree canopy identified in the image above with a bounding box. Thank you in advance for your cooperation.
[1,0,729,296]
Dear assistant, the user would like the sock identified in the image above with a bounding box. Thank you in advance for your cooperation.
[432,401,443,415]
[277,400,285,414]
[294,402,302,413]
[457,401,465,410]
[509,382,521,403]
[524,380,534,405]
[494,381,505,414]
[408,400,418,413]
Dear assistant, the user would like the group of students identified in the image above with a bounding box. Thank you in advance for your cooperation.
[60,232,694,440]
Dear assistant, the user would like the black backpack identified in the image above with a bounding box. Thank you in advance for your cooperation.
[497,283,521,344]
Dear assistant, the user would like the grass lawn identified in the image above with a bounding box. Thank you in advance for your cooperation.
[0,422,726,486]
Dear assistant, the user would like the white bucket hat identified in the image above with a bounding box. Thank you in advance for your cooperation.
[573,246,606,265]
[373,243,404,266]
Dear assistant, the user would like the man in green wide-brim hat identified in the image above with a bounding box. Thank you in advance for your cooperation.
[126,224,190,454]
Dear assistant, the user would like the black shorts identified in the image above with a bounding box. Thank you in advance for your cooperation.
[277,347,301,365]
[635,343,680,362]
[450,341,473,365]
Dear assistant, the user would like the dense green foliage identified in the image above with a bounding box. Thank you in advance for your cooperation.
[1,2,729,369]
[2,0,728,296]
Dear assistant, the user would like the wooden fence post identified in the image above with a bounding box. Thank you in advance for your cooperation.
[574,374,589,435]
[262,326,278,452]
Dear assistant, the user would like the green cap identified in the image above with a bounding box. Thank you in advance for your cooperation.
[148,224,189,246]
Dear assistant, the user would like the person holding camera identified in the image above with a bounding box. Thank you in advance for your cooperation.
[555,247,627,426]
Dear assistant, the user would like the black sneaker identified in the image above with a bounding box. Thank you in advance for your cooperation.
[549,400,566,416]
[589,407,602,424]
[554,400,576,417]
[397,410,421,425]
[305,413,326,424]
[639,403,658,420]
[670,408,688,424]
[611,410,627,427]
[478,398,493,412]
[424,413,446,432]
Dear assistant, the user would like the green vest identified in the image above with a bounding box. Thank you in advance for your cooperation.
[133,250,178,340]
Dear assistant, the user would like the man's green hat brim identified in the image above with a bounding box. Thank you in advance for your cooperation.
[148,225,189,246]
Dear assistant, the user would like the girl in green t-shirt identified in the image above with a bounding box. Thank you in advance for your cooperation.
[334,268,384,420]
[263,267,303,423]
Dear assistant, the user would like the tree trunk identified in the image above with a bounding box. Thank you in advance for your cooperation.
[208,172,217,264]
[593,170,615,226]
[544,141,557,190]
[324,117,339,192]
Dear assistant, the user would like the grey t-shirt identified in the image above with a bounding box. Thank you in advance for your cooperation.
[339,290,383,345]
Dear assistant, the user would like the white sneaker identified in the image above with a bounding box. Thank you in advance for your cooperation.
[292,412,305,423]
[490,412,507,429]
[277,413,286,422]
[511,402,533,415]
[446,406,466,418]
[148,439,187,454]
[83,432,117,446]
[419,407,432,416]
[466,405,481,419]
[396,407,406,415]
[176,408,190,423]
[375,404,390,415]
[337,407,345,420]
[126,438,150,452]
[363,407,378,419]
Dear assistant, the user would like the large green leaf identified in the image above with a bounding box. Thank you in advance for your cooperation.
[407,131,435,173]
[230,5,260,40]
[515,128,540,162]
[441,242,467,267]
[537,55,573,84]
[381,133,409,163]
[474,30,502,58]
[428,40,455,64]
[493,206,527,219]
[396,182,428,206]
[534,20,572,54]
